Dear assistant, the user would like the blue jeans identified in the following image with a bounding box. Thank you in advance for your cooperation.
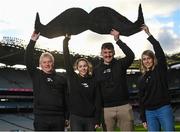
[145,105,174,131]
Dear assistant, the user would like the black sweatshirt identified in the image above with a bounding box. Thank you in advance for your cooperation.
[63,37,102,124]
[25,40,67,117]
[138,35,170,122]
[94,39,135,107]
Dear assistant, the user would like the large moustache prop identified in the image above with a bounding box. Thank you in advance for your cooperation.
[35,4,144,38]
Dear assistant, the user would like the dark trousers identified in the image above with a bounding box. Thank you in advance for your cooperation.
[70,114,95,131]
[34,114,65,131]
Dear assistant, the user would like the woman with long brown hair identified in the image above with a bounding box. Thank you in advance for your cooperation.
[138,24,174,131]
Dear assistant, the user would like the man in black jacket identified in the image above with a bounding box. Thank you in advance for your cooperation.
[24,32,68,131]
[94,29,135,131]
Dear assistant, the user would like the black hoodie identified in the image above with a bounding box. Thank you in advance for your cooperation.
[25,40,68,117]
[94,39,135,107]
[138,35,170,122]
[63,37,102,124]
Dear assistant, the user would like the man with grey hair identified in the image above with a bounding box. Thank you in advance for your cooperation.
[25,32,68,131]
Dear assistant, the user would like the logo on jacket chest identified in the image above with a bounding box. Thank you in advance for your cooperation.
[145,76,151,83]
[81,83,89,88]
[47,77,53,82]
[103,68,111,74]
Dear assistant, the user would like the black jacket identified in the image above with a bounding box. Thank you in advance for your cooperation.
[94,39,135,107]
[138,35,170,122]
[25,40,68,117]
[63,37,102,124]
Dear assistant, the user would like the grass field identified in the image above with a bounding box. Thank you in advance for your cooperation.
[96,122,180,131]
[135,122,180,131]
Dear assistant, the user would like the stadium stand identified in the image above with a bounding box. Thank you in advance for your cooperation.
[0,37,180,111]
[0,36,179,130]
[0,67,33,111]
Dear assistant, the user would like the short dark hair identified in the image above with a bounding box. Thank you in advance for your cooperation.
[101,42,114,50]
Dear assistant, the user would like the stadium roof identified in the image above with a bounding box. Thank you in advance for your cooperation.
[0,42,66,68]
[0,37,179,69]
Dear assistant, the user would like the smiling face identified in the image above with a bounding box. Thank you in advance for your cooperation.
[77,60,89,77]
[40,57,54,74]
[142,55,154,70]
[141,50,156,72]
[101,42,115,65]
[101,48,115,64]
[39,52,54,74]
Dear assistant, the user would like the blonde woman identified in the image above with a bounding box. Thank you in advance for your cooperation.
[138,25,174,131]
[63,35,102,131]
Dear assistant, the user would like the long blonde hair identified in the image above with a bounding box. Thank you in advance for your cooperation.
[140,50,157,74]
[73,58,93,75]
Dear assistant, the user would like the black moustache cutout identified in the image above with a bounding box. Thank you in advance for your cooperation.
[35,4,144,38]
